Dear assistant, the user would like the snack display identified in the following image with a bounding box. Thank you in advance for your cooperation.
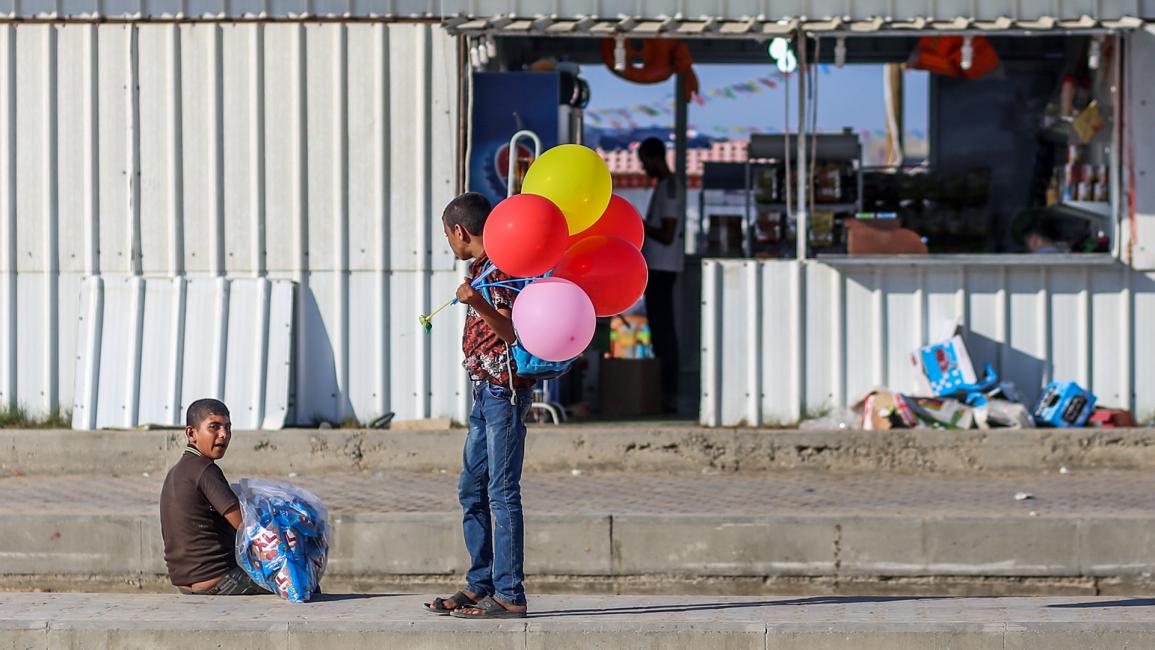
[235,478,329,602]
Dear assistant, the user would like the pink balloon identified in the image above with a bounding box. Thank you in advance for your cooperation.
[512,278,596,362]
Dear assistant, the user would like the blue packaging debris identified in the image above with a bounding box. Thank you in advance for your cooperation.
[1033,381,1097,428]
[235,478,329,602]
[915,335,978,397]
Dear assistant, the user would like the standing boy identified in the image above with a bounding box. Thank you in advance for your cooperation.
[160,398,269,596]
[424,192,531,619]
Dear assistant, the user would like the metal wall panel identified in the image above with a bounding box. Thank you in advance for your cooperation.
[0,0,1145,22]
[701,258,1155,427]
[1,22,466,427]
[71,276,294,429]
[1130,27,1155,271]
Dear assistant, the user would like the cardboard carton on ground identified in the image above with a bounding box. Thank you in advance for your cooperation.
[855,389,919,430]
[913,334,978,397]
[1088,408,1137,428]
[908,397,975,430]
[1034,381,1097,428]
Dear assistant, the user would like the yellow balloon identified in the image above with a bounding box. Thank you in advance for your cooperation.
[522,144,612,235]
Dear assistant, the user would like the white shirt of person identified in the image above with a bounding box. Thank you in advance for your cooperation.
[641,175,684,273]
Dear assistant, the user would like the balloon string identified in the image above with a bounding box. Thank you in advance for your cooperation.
[473,262,498,285]
[474,281,528,292]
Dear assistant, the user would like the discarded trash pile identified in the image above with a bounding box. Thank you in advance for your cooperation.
[819,324,1135,431]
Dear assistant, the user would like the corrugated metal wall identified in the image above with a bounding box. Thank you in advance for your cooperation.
[701,258,1155,427]
[0,0,1146,22]
[0,22,469,426]
[1130,27,1155,271]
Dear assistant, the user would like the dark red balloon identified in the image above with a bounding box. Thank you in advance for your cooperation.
[483,194,569,278]
[553,236,649,317]
[569,195,645,250]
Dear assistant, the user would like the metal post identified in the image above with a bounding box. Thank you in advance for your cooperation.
[1110,33,1123,260]
[795,34,808,261]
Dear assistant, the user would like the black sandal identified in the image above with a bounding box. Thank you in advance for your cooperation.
[424,590,477,615]
[450,594,528,619]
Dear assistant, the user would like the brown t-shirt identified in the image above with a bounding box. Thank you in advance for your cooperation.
[159,448,240,586]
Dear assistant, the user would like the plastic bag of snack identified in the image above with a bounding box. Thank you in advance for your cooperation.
[235,478,329,602]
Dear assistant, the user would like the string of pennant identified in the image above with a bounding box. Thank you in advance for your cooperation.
[589,122,929,139]
[585,73,790,127]
[587,67,838,119]
[585,68,928,140]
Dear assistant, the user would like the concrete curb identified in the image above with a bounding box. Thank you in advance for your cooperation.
[4,593,1155,649]
[5,512,1155,583]
[3,426,1155,475]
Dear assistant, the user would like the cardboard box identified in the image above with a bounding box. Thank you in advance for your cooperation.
[857,390,919,430]
[1088,408,1137,428]
[908,397,975,429]
[1034,381,1097,428]
[914,335,978,397]
[598,358,662,418]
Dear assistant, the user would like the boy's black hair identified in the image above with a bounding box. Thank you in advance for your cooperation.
[185,398,230,428]
[638,137,667,160]
[1027,217,1064,243]
[442,192,492,236]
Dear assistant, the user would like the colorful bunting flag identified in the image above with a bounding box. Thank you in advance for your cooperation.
[587,72,798,129]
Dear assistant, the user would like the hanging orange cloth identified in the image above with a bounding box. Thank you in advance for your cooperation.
[908,36,1000,80]
[600,38,700,102]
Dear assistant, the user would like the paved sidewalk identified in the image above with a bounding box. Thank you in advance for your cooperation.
[3,469,1155,517]
[6,469,1155,591]
[3,593,1155,648]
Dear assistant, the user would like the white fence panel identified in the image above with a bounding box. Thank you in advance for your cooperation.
[3,22,465,428]
[702,258,1155,427]
[72,277,294,429]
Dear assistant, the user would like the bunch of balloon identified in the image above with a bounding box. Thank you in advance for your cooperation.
[482,144,650,363]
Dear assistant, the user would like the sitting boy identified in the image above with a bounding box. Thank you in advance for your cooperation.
[160,398,269,595]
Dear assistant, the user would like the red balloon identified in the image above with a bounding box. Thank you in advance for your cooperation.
[484,194,569,278]
[569,195,645,250]
[553,236,649,317]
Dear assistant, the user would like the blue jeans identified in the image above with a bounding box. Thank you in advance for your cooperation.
[459,381,532,606]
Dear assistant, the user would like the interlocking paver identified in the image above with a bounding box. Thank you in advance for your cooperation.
[1,470,1152,517]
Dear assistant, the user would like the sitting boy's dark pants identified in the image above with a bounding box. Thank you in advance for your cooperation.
[180,565,269,596]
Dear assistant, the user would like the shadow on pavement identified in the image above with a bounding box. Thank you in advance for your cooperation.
[531,595,953,618]
[307,593,404,603]
[1049,599,1155,609]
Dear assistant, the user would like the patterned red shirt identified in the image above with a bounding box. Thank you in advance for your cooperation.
[462,256,534,390]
